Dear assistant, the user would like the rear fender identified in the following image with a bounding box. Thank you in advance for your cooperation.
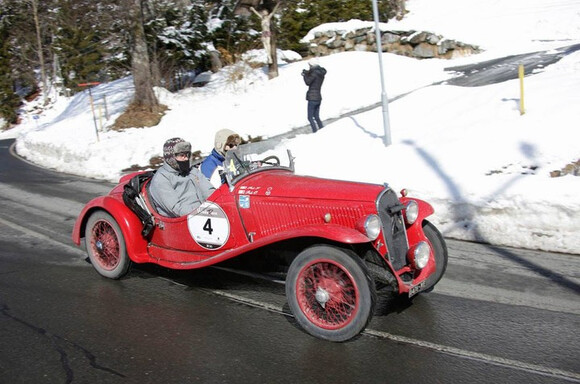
[72,196,150,263]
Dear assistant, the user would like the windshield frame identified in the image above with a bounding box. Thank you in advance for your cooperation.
[223,143,294,187]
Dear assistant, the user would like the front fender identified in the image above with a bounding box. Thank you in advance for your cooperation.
[72,195,150,263]
[398,196,438,290]
[269,224,372,244]
[400,196,434,240]
[401,196,434,219]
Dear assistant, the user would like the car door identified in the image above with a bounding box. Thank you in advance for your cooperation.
[147,185,242,265]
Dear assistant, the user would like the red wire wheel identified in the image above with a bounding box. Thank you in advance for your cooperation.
[286,246,375,342]
[85,211,131,279]
[296,258,359,329]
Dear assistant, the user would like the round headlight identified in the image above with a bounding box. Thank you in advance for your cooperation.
[364,214,381,241]
[414,241,431,269]
[405,201,419,225]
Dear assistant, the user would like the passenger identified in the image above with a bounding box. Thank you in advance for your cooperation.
[200,129,242,186]
[149,137,215,217]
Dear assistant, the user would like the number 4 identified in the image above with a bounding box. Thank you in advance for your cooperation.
[203,218,213,235]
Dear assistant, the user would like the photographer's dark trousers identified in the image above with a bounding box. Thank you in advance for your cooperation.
[307,100,323,133]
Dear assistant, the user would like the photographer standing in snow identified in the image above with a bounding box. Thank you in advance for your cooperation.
[302,58,327,133]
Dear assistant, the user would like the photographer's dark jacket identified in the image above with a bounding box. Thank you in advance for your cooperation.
[303,66,327,101]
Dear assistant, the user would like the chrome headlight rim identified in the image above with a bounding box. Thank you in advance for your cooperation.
[413,241,431,269]
[404,200,419,225]
[364,214,381,241]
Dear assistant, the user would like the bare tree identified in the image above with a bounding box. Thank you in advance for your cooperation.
[29,0,48,104]
[388,0,407,20]
[113,0,166,129]
[129,0,158,110]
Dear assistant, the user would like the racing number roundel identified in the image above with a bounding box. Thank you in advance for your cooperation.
[187,201,230,250]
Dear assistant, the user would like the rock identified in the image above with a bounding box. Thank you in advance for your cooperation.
[413,42,437,58]
[306,26,480,60]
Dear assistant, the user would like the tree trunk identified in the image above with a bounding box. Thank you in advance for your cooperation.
[268,27,278,79]
[30,0,48,105]
[390,0,407,20]
[130,0,158,110]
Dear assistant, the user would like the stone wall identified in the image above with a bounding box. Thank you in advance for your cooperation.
[306,27,481,59]
[550,159,580,177]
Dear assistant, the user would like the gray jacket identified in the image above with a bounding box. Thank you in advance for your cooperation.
[149,162,215,217]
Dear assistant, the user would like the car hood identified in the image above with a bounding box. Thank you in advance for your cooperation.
[235,170,385,202]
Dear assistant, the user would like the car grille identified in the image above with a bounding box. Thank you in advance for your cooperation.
[377,187,409,271]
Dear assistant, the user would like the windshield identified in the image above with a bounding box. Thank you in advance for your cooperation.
[223,142,294,185]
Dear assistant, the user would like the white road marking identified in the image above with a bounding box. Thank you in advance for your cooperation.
[433,279,580,315]
[364,329,580,382]
[0,216,84,256]
[3,214,578,382]
[160,274,580,383]
[212,266,286,284]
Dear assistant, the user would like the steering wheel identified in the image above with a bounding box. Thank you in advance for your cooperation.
[260,155,280,166]
[233,153,249,173]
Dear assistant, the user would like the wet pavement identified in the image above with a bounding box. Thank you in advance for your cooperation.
[2,42,580,381]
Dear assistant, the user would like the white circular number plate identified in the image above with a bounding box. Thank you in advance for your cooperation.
[187,201,230,250]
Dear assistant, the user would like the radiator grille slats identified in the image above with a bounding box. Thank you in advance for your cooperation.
[377,189,409,270]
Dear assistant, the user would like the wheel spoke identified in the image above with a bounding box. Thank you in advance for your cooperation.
[298,260,358,329]
[91,220,120,270]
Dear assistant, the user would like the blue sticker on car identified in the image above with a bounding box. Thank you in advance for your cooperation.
[239,195,250,209]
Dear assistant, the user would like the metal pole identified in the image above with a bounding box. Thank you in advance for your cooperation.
[518,64,525,115]
[372,0,392,146]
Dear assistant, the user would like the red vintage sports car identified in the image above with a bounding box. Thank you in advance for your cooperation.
[72,143,448,342]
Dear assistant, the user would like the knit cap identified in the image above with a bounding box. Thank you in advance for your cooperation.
[163,137,191,171]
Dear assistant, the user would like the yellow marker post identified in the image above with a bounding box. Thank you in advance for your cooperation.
[519,64,525,115]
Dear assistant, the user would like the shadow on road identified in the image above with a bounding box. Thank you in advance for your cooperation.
[257,44,580,294]
[401,138,580,295]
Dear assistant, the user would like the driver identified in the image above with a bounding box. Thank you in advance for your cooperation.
[149,137,215,217]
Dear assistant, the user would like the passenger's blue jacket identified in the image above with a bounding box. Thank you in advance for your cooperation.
[200,149,225,180]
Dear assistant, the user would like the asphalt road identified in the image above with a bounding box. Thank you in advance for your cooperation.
[444,43,580,87]
[1,138,579,384]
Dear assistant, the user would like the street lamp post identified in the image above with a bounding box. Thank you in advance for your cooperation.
[372,0,392,146]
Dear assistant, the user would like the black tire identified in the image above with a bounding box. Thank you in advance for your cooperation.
[286,245,376,342]
[422,221,448,292]
[84,211,131,279]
